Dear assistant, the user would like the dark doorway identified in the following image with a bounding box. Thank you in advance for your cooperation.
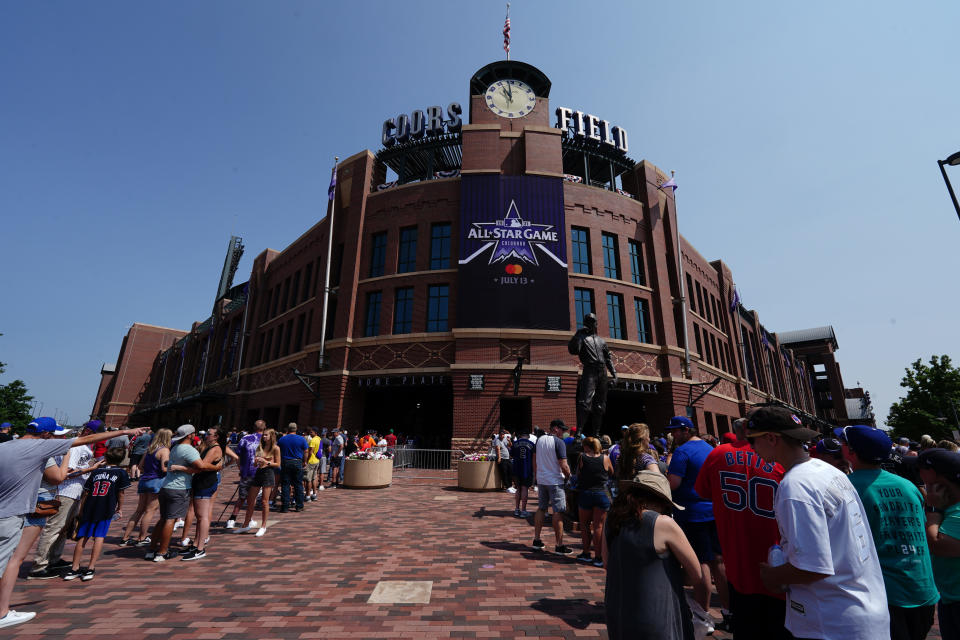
[361,385,453,449]
[500,397,532,435]
[283,404,300,428]
[263,406,281,430]
[600,391,647,438]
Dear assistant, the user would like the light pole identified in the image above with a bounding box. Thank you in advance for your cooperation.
[937,150,960,222]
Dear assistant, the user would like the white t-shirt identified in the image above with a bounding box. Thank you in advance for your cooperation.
[534,434,566,485]
[58,445,94,500]
[776,457,889,640]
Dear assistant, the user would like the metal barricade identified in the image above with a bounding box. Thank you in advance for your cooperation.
[391,447,465,482]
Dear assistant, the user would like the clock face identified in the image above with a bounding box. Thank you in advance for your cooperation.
[484,79,536,119]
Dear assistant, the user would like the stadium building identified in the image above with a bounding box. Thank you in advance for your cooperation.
[91,60,856,448]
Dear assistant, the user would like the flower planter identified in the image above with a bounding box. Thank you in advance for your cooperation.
[458,460,502,491]
[343,458,393,489]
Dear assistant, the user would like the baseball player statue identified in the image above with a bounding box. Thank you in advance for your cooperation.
[568,313,617,437]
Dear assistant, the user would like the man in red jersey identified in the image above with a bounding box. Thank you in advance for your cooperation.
[695,417,790,640]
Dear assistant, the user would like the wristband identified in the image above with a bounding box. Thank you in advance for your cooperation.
[926,505,944,514]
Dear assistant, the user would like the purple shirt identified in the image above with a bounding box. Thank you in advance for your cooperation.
[237,433,262,477]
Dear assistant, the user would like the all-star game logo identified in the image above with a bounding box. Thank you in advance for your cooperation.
[459,200,567,285]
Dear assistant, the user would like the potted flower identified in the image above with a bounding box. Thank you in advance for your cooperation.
[457,453,502,491]
[343,449,394,489]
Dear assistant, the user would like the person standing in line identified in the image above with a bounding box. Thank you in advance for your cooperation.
[603,469,700,640]
[615,424,660,478]
[531,419,573,555]
[319,429,332,487]
[491,428,514,493]
[0,424,12,444]
[695,418,788,639]
[576,436,614,566]
[147,425,216,562]
[277,423,308,513]
[840,425,938,640]
[665,415,727,625]
[384,429,397,450]
[28,422,104,579]
[234,428,280,537]
[127,427,154,480]
[179,427,225,560]
[0,418,145,630]
[304,427,322,501]
[749,406,890,640]
[120,428,171,546]
[329,428,345,488]
[224,420,264,529]
[511,431,536,518]
[62,447,131,582]
[918,448,960,639]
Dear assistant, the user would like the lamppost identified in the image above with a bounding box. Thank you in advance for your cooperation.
[937,151,960,222]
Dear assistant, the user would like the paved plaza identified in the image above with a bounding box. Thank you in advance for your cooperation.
[11,468,940,640]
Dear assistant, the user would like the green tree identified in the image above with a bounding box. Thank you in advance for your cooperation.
[887,355,960,441]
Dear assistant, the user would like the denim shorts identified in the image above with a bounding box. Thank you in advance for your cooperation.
[138,477,164,494]
[193,473,221,499]
[25,514,47,528]
[577,488,612,511]
[537,484,566,513]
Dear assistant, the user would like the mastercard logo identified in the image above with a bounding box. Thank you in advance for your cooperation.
[504,264,523,275]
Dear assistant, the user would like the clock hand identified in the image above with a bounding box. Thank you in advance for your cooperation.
[507,83,513,102]
[501,86,512,104]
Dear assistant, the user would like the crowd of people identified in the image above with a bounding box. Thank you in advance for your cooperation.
[0,416,404,630]
[491,408,960,640]
[3,410,960,640]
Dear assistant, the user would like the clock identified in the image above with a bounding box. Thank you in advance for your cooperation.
[484,79,536,119]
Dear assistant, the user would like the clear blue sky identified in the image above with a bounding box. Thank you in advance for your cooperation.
[2,1,957,427]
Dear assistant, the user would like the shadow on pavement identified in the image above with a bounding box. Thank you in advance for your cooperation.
[531,597,605,630]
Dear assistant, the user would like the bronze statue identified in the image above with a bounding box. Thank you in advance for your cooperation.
[568,313,617,437]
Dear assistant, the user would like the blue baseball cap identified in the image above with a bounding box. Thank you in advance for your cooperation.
[666,416,694,430]
[841,425,893,464]
[919,448,960,484]
[83,419,104,433]
[815,437,842,456]
[0,422,11,429]
[27,417,69,435]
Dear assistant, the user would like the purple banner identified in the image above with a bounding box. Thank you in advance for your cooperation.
[457,175,570,330]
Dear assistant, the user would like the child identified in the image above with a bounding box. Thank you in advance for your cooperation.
[63,447,131,581]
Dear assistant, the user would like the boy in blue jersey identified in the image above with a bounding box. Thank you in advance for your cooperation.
[511,433,536,517]
[63,448,131,582]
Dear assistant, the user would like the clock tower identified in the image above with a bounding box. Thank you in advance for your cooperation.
[461,60,562,177]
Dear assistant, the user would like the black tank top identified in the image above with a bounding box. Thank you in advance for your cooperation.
[578,454,608,490]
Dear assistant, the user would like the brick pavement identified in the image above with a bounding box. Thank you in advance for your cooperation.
[8,471,733,639]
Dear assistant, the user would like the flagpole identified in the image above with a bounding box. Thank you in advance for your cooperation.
[667,171,690,378]
[318,157,339,370]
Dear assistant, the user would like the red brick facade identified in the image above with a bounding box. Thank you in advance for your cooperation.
[106,61,848,446]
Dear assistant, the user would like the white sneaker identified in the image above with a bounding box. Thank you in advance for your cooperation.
[173,519,184,530]
[254,527,267,537]
[318,485,324,491]
[506,487,517,494]
[225,519,235,529]
[248,520,258,528]
[0,610,36,629]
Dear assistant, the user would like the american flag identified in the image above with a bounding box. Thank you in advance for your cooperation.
[328,163,337,201]
[503,7,510,56]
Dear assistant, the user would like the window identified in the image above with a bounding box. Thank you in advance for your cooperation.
[332,243,344,285]
[293,314,305,352]
[270,286,280,318]
[273,324,284,360]
[686,274,695,313]
[369,232,387,277]
[398,227,417,273]
[606,292,625,339]
[302,262,312,301]
[281,277,291,312]
[601,233,620,279]
[695,282,705,319]
[703,291,713,324]
[574,288,595,329]
[291,271,301,307]
[571,227,591,274]
[393,287,414,334]
[324,298,337,340]
[628,240,645,285]
[364,291,382,337]
[710,334,719,368]
[634,298,651,343]
[430,223,451,270]
[426,285,449,332]
[283,319,293,356]
[693,323,703,359]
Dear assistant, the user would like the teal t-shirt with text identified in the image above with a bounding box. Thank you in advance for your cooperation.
[848,469,939,607]
[932,502,960,604]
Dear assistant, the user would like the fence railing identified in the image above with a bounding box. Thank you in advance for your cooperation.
[391,447,466,480]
